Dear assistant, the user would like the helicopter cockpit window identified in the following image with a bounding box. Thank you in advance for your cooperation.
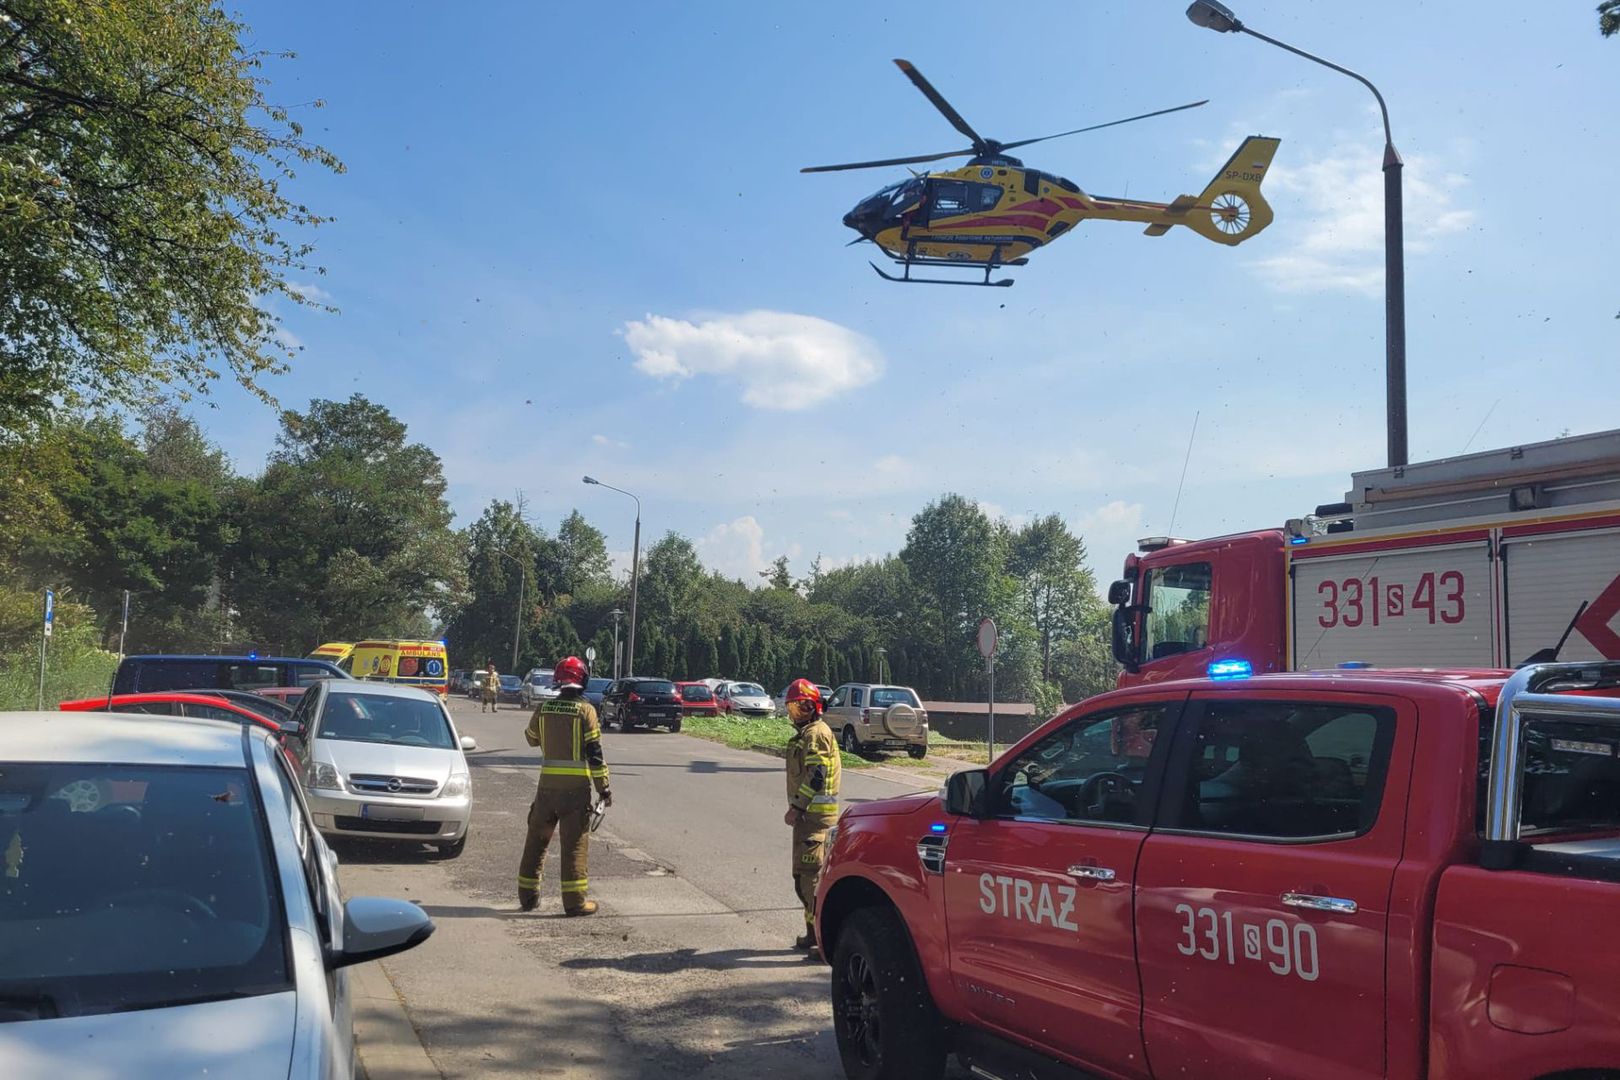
[929,182,968,217]
[975,183,1002,210]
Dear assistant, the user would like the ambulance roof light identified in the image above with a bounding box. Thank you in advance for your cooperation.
[1208,659,1252,680]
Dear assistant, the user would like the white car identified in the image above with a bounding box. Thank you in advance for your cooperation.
[0,710,433,1078]
[284,681,475,857]
[718,681,775,718]
[519,668,560,709]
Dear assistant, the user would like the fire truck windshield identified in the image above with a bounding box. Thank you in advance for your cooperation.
[1142,562,1213,662]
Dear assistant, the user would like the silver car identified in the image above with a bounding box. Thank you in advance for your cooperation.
[718,681,775,717]
[284,681,474,857]
[519,668,559,709]
[0,710,433,1078]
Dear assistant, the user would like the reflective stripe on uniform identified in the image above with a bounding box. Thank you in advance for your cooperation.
[517,875,539,887]
[560,878,588,893]
[808,798,838,814]
[588,766,609,778]
[542,766,591,777]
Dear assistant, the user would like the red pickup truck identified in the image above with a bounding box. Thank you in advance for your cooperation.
[815,660,1620,1080]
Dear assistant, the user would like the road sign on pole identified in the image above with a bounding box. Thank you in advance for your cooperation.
[119,590,130,661]
[43,589,54,640]
[38,588,54,709]
[976,618,998,757]
[585,646,598,663]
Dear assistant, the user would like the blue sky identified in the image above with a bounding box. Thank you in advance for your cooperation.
[202,1,1618,585]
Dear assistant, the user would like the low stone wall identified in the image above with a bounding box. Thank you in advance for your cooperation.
[923,700,1042,743]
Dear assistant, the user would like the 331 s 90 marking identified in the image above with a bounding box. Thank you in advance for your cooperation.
[1174,903,1320,982]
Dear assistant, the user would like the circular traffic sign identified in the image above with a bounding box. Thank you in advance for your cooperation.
[976,617,998,659]
[585,646,598,663]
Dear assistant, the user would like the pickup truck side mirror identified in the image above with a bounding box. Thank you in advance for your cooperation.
[943,768,988,818]
[278,719,304,740]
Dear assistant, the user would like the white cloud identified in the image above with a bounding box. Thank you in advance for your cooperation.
[592,433,629,449]
[286,280,334,304]
[1247,146,1475,295]
[622,310,884,410]
[1074,501,1146,594]
[696,515,807,583]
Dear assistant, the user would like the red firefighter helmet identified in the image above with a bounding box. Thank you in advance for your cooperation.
[553,655,588,690]
[784,678,824,713]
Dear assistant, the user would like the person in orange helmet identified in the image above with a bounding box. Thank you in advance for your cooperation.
[783,678,840,951]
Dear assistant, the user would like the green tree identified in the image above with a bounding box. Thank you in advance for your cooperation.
[1008,514,1098,681]
[900,495,1007,697]
[1602,0,1619,36]
[230,395,459,650]
[760,555,793,591]
[446,499,538,671]
[555,510,611,594]
[0,0,343,435]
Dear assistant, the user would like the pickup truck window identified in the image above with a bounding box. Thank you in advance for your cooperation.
[1168,701,1394,840]
[992,705,1170,826]
[1142,562,1212,662]
[1479,715,1620,836]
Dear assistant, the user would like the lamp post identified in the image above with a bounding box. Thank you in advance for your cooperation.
[609,607,625,680]
[875,646,888,684]
[1187,1,1408,467]
[493,548,525,673]
[583,476,640,677]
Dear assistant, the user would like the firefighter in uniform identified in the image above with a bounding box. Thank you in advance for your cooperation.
[480,661,499,713]
[783,678,839,950]
[517,655,611,915]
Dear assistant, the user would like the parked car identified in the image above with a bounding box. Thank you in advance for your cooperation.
[282,681,475,857]
[112,654,347,696]
[717,681,774,718]
[497,674,525,705]
[601,678,684,732]
[815,661,1620,1080]
[519,668,559,709]
[777,683,834,713]
[448,669,472,694]
[59,691,287,737]
[256,685,309,709]
[675,681,721,717]
[824,683,929,758]
[0,709,434,1075]
[583,677,613,709]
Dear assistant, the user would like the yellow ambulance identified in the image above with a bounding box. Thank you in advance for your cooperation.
[307,639,450,696]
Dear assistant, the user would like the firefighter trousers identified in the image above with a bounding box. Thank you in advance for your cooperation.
[517,785,591,912]
[791,813,835,928]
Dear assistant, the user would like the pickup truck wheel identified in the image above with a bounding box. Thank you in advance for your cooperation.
[906,743,927,760]
[831,907,946,1080]
[841,726,862,755]
[668,719,682,733]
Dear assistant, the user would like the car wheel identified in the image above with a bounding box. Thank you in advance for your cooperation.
[831,906,947,1080]
[668,719,682,733]
[907,744,928,760]
[841,726,862,755]
[437,833,467,859]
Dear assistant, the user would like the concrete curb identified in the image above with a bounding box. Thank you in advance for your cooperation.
[352,958,441,1079]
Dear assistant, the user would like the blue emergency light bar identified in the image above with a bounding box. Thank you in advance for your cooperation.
[929,823,948,834]
[1208,659,1252,680]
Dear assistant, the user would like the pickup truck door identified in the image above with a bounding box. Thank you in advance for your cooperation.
[1135,689,1417,1080]
[942,693,1185,1079]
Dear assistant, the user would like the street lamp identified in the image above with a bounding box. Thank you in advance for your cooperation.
[1187,0,1408,467]
[583,476,640,677]
[875,646,888,684]
[609,607,625,680]
[493,548,526,673]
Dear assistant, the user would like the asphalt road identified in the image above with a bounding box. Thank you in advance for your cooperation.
[335,694,970,1079]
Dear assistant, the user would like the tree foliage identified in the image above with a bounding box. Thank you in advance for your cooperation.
[0,0,342,435]
[1602,0,1620,37]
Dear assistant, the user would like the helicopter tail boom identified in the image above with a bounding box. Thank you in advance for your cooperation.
[1170,135,1280,246]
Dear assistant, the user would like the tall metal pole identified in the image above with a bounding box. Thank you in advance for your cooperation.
[512,564,524,673]
[627,513,640,678]
[1187,3,1408,466]
[610,609,623,680]
[118,590,130,661]
[986,658,996,760]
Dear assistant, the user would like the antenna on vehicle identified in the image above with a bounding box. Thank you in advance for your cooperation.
[1167,410,1200,536]
[1461,398,1502,454]
[1519,601,1590,666]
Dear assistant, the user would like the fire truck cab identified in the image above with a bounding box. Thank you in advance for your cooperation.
[1111,428,1620,688]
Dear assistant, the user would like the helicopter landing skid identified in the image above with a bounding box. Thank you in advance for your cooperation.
[870,243,1025,287]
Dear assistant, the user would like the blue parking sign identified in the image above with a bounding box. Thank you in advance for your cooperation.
[43,589,54,639]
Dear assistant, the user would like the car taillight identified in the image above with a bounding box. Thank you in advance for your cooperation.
[629,692,640,703]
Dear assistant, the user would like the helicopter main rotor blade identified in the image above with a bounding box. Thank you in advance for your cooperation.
[893,59,987,149]
[800,148,975,174]
[998,99,1210,152]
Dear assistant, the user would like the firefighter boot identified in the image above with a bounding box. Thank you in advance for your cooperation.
[794,925,817,950]
[517,878,539,912]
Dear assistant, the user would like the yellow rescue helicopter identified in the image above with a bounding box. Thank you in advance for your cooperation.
[803,59,1281,287]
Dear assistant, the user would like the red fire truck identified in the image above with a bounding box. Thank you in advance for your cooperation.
[1109,428,1620,687]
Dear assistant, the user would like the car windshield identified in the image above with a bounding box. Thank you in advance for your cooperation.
[633,680,677,694]
[732,683,766,697]
[317,692,456,749]
[587,679,612,692]
[679,685,713,701]
[0,763,289,1021]
[527,673,551,686]
[870,687,921,707]
[499,676,522,689]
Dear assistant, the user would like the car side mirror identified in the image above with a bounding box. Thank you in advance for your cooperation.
[1107,579,1133,606]
[279,719,305,740]
[459,735,477,751]
[326,896,435,970]
[1111,606,1141,675]
[943,768,988,818]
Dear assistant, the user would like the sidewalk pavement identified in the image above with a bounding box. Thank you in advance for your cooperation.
[353,958,440,1079]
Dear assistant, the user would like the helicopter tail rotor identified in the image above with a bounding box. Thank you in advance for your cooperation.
[1155,135,1280,246]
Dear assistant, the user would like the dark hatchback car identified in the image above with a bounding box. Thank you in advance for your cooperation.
[112,654,347,696]
[601,678,684,732]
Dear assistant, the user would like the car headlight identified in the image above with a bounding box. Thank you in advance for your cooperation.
[308,761,342,791]
[441,773,471,798]
[825,824,839,851]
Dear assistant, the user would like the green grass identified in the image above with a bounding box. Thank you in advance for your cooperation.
[0,629,118,711]
[679,712,875,769]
